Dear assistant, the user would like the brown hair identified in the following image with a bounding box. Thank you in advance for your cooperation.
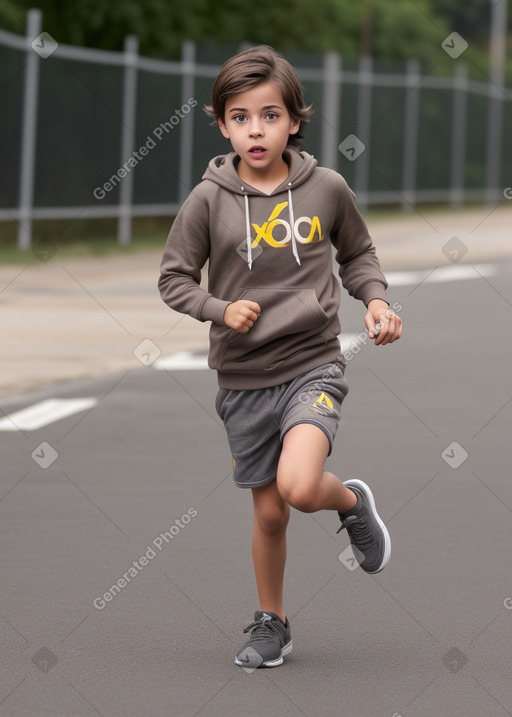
[204,45,313,149]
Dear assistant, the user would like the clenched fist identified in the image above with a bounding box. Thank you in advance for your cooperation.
[223,300,261,333]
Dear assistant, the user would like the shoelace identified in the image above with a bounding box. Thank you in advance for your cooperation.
[336,513,375,551]
[243,617,283,643]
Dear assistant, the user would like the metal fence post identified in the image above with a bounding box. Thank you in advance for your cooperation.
[450,63,468,209]
[117,34,139,245]
[179,41,196,204]
[320,52,342,171]
[2,24,510,230]
[354,56,372,210]
[401,59,420,211]
[17,9,42,250]
[485,0,507,205]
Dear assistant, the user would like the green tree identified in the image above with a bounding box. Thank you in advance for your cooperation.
[429,0,493,44]
[5,0,448,64]
[0,0,26,31]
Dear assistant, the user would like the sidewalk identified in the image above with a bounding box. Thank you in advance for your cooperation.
[1,206,511,399]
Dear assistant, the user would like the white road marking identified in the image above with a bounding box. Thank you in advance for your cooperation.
[151,263,499,371]
[426,264,495,283]
[155,338,363,372]
[153,351,209,371]
[386,263,496,287]
[339,334,360,352]
[385,270,421,286]
[0,263,500,429]
[0,397,98,431]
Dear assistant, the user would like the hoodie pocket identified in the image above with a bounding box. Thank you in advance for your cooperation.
[211,287,329,372]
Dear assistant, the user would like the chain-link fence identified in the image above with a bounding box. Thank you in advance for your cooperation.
[1,9,510,249]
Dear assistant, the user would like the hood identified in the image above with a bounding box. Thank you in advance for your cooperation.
[202,149,318,269]
[202,148,318,195]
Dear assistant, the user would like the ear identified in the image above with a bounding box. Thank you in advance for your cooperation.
[217,117,230,139]
[289,118,301,136]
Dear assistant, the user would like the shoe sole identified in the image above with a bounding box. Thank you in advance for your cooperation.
[234,640,293,668]
[343,478,391,573]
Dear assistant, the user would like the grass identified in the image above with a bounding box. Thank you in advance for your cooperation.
[0,234,169,265]
[0,217,170,265]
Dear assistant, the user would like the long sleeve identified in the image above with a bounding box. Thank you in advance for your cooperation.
[158,188,231,326]
[330,175,388,307]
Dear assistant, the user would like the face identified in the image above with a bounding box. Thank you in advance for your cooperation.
[218,82,300,179]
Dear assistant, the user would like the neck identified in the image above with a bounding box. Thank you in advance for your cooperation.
[237,156,289,195]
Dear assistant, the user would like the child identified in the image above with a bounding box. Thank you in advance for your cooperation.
[158,45,402,669]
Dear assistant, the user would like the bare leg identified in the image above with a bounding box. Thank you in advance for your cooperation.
[277,423,357,514]
[251,480,290,623]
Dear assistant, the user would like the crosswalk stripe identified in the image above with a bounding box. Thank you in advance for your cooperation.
[0,398,98,431]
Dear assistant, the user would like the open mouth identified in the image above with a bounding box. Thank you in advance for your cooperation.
[249,146,267,157]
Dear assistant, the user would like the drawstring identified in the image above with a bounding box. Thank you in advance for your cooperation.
[287,188,300,266]
[241,186,301,270]
[243,193,252,270]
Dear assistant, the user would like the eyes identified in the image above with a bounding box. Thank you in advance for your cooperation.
[232,112,279,123]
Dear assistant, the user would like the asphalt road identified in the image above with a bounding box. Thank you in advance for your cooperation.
[2,261,512,716]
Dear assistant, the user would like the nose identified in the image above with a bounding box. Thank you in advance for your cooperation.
[248,117,263,137]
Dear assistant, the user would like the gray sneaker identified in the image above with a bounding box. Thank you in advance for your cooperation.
[234,611,292,668]
[337,479,391,573]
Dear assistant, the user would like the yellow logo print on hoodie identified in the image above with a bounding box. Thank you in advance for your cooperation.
[251,201,322,248]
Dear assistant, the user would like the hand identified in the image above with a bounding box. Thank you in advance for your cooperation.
[224,300,261,333]
[365,299,403,346]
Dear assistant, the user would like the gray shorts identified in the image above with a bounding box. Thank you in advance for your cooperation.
[215,362,349,489]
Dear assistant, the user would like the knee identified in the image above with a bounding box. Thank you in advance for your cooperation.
[254,501,290,535]
[277,477,318,513]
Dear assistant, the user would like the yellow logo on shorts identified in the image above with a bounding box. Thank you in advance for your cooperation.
[314,393,333,409]
[311,392,335,416]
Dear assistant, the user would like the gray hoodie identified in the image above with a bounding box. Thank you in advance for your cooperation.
[158,149,388,389]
